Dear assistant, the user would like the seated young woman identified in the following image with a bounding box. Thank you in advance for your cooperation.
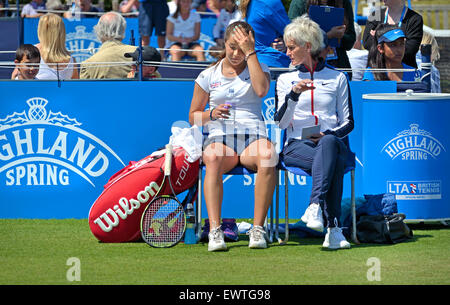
[189,21,277,252]
[363,24,420,82]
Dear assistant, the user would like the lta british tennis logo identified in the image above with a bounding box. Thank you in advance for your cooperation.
[381,123,446,161]
[0,97,125,187]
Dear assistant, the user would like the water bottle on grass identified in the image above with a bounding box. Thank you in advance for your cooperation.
[184,203,197,244]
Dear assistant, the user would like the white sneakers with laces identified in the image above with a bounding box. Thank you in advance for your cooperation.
[301,203,324,232]
[208,225,268,251]
[302,205,351,250]
[208,226,227,252]
[322,219,351,249]
[247,225,267,249]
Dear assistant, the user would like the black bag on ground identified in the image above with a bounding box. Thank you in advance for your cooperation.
[356,213,413,244]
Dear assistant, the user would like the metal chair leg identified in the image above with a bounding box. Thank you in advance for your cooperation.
[196,167,202,241]
[275,170,289,245]
[268,195,274,243]
[283,171,289,244]
[275,171,281,244]
[351,169,360,244]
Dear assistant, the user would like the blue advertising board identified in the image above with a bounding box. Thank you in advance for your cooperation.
[0,79,285,219]
[0,79,396,219]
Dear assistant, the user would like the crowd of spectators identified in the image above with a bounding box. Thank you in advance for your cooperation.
[10,0,437,87]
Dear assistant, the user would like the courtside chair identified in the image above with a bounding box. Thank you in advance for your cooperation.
[195,129,277,244]
[275,131,359,245]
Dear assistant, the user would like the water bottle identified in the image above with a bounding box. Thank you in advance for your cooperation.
[180,33,188,50]
[224,88,236,123]
[186,203,195,224]
[184,203,197,244]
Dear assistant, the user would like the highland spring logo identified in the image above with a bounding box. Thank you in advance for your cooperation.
[66,26,101,63]
[381,123,445,161]
[0,98,125,187]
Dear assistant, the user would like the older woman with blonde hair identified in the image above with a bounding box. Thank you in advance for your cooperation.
[275,16,354,250]
[35,13,79,79]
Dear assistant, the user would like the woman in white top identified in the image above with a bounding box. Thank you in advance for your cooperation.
[189,21,276,251]
[35,13,79,80]
[165,0,205,61]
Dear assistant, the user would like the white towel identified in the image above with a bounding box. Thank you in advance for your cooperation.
[169,125,203,162]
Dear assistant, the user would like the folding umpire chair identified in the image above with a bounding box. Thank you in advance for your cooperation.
[274,132,359,245]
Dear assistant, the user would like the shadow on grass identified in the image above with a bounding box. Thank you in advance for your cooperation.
[197,230,435,251]
[408,222,450,231]
[261,229,436,250]
[113,221,445,250]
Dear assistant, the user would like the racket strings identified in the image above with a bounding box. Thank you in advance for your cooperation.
[141,197,185,247]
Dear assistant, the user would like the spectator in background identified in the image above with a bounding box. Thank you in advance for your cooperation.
[138,0,169,60]
[21,0,46,18]
[194,0,221,18]
[165,0,205,61]
[346,22,368,81]
[125,46,162,79]
[120,0,139,17]
[416,30,441,93]
[192,0,207,12]
[209,0,242,58]
[12,44,41,80]
[239,0,291,68]
[206,0,224,16]
[35,13,79,80]
[64,0,103,19]
[363,24,420,81]
[363,0,423,69]
[288,0,356,79]
[46,0,66,16]
[80,11,137,79]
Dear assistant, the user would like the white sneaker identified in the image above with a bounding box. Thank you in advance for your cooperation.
[301,203,324,232]
[300,204,312,223]
[323,227,351,249]
[208,227,227,252]
[248,225,267,249]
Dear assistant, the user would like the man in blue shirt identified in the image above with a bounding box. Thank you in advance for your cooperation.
[241,0,291,67]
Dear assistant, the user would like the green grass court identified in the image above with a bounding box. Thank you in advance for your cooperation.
[1,219,449,285]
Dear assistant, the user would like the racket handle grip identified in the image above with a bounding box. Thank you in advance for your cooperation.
[164,144,173,176]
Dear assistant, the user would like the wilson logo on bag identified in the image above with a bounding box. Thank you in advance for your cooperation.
[88,147,199,243]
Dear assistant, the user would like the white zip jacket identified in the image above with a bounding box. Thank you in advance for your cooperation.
[275,61,354,141]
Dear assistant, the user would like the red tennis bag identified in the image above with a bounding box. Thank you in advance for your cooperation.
[88,147,199,243]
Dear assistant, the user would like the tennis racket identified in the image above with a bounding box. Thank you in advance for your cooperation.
[140,144,186,248]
